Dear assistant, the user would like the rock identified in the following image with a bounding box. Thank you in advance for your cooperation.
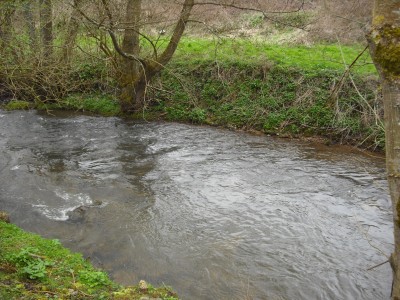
[139,280,148,291]
[0,211,10,223]
[66,206,87,222]
[92,199,103,206]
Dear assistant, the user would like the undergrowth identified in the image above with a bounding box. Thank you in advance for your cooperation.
[150,61,383,150]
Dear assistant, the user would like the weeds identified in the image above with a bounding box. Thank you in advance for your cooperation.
[153,61,383,149]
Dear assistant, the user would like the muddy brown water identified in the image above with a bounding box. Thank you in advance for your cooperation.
[0,110,393,299]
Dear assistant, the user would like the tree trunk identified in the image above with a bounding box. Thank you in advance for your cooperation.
[118,0,142,113]
[62,0,83,63]
[382,82,400,299]
[114,0,194,113]
[23,1,37,52]
[368,0,400,298]
[156,0,194,69]
[40,0,53,58]
[0,3,15,50]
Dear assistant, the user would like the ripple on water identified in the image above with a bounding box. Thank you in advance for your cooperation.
[0,111,393,300]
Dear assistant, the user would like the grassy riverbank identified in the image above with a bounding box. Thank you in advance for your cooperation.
[0,217,178,300]
[1,38,383,150]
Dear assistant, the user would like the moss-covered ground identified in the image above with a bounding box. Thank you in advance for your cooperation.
[0,219,178,300]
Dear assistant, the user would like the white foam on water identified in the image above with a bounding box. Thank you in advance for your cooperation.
[33,190,93,221]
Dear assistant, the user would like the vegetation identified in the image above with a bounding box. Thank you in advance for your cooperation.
[0,218,178,299]
[174,38,376,75]
[154,58,381,148]
[0,1,381,150]
[1,37,382,150]
[35,94,121,116]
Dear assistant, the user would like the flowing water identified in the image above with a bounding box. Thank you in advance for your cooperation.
[0,110,393,299]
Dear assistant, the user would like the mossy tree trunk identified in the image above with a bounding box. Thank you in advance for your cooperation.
[39,0,53,58]
[23,1,38,52]
[118,0,142,112]
[0,1,16,50]
[106,0,194,113]
[368,1,400,298]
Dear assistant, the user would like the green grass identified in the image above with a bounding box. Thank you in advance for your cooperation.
[4,100,32,110]
[74,34,376,75]
[35,94,121,116]
[173,38,376,75]
[0,219,178,299]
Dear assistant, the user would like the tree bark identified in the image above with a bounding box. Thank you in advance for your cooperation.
[384,82,400,299]
[62,0,83,63]
[156,0,194,70]
[114,0,194,113]
[40,0,53,58]
[23,1,37,52]
[0,2,16,49]
[118,0,142,112]
[368,0,400,298]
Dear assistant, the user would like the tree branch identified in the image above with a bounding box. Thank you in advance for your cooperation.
[156,0,194,68]
[193,0,305,14]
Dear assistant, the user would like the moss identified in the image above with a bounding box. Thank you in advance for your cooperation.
[374,25,400,77]
[4,100,31,110]
[372,15,385,26]
[36,94,121,116]
[0,218,178,299]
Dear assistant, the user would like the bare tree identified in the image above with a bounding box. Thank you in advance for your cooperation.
[92,0,307,113]
[367,0,400,298]
[95,0,195,112]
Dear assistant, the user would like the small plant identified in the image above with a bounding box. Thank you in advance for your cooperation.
[165,105,188,121]
[189,107,206,123]
[78,270,110,288]
[6,247,52,280]
[249,14,264,28]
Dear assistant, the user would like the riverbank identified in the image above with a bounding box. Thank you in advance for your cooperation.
[0,215,178,300]
[0,39,383,150]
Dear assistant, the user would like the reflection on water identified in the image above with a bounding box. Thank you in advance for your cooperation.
[0,110,393,299]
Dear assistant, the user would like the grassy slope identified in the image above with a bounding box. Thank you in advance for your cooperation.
[143,38,382,150]
[0,220,178,300]
[174,38,376,75]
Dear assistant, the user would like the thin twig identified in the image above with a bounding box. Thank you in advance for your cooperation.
[367,260,389,271]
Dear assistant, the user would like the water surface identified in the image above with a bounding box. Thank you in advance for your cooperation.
[0,110,393,299]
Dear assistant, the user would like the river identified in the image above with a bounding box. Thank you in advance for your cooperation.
[0,110,393,299]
